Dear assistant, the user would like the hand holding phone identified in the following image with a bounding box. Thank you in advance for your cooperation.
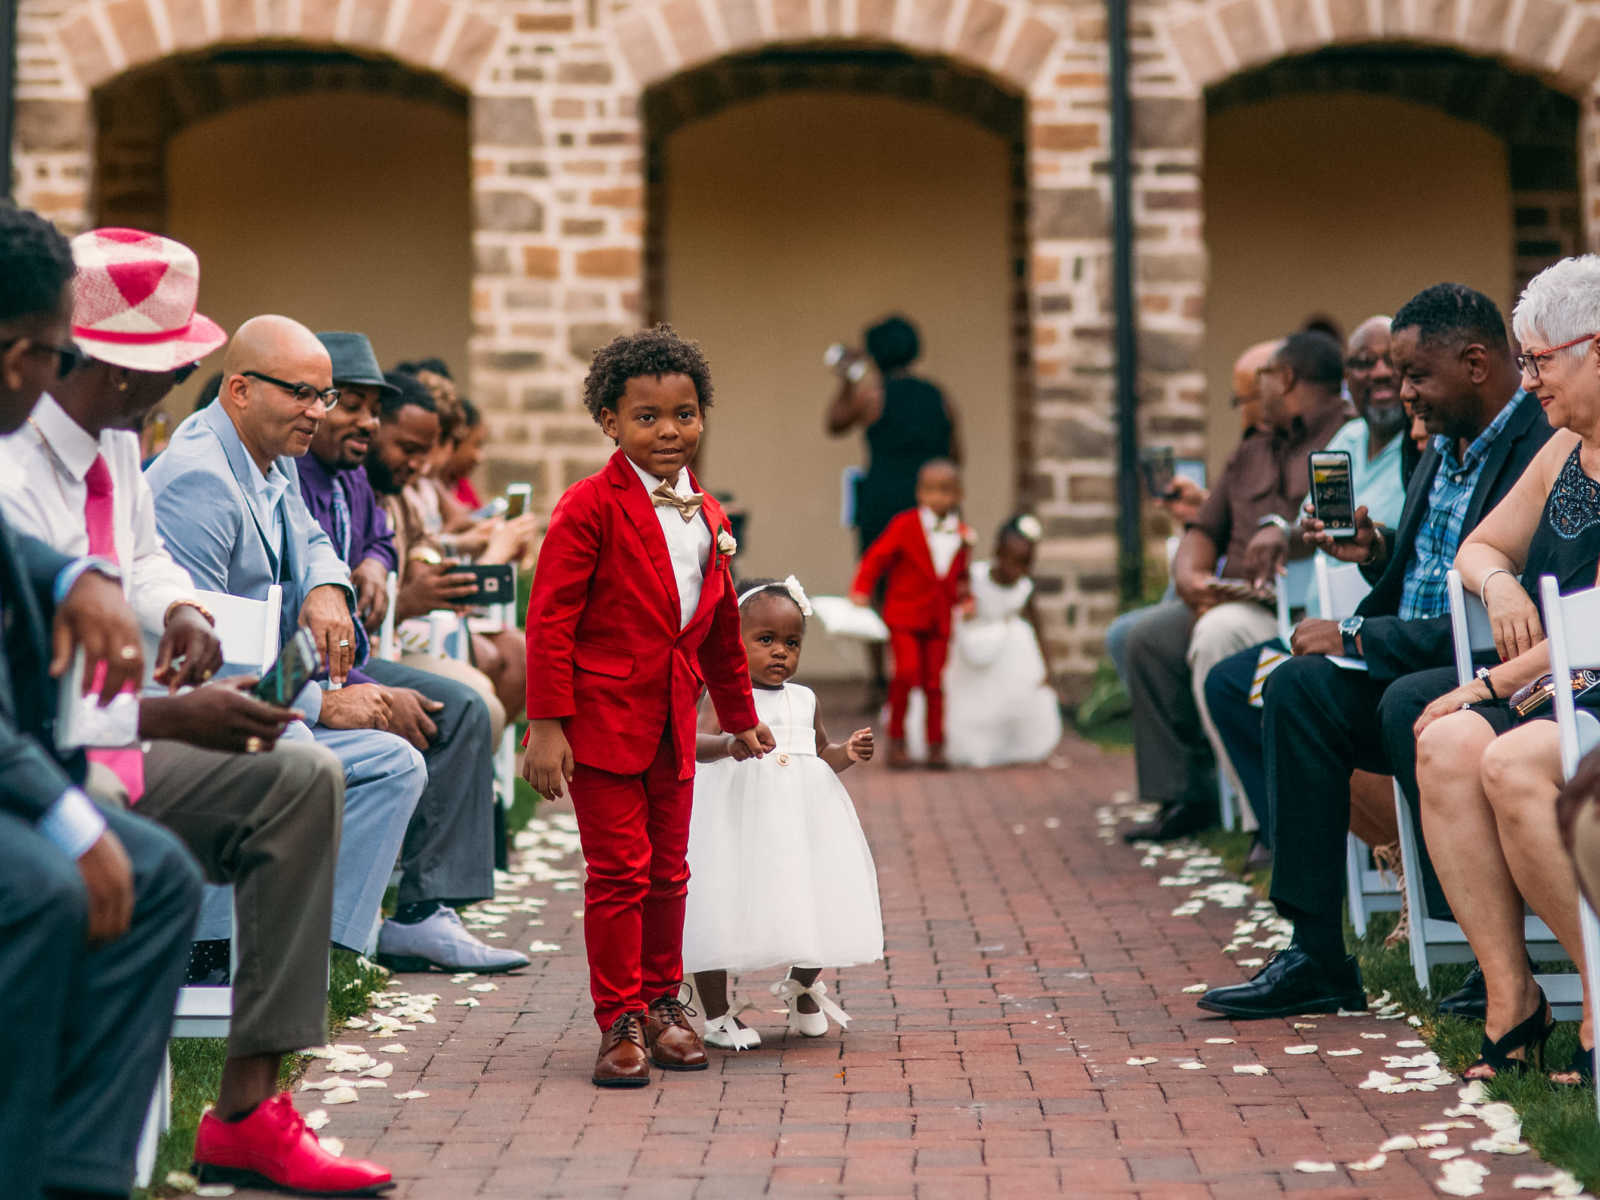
[254,628,321,707]
[1308,449,1356,538]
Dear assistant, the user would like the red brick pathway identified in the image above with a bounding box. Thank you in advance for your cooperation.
[246,732,1576,1199]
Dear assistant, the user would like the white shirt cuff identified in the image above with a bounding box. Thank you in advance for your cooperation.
[38,787,107,859]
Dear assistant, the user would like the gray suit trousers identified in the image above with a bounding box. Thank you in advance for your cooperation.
[0,805,202,1198]
[363,657,497,907]
[139,737,344,1058]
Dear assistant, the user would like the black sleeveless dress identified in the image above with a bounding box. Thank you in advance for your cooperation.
[854,374,953,554]
[1477,444,1600,733]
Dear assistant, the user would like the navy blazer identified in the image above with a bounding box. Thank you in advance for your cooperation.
[0,512,88,823]
[1354,392,1554,682]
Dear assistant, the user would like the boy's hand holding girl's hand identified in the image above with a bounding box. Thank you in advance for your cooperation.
[522,717,575,798]
[846,728,874,763]
[730,723,776,760]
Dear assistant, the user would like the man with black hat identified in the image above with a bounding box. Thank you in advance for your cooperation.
[297,331,526,975]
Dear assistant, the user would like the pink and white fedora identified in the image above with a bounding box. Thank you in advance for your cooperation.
[69,227,226,373]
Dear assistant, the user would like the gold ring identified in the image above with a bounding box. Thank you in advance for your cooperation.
[245,736,263,754]
[202,669,213,681]
[118,645,137,660]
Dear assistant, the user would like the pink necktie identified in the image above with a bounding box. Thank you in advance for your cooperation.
[84,455,144,804]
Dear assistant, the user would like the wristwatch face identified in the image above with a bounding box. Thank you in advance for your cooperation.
[1339,616,1362,636]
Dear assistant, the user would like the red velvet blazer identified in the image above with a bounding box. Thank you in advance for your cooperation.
[525,450,757,780]
[851,508,973,637]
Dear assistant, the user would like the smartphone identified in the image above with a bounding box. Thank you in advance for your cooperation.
[1139,446,1177,498]
[253,628,321,707]
[1308,449,1356,538]
[1174,457,1207,490]
[504,483,531,520]
[458,562,515,606]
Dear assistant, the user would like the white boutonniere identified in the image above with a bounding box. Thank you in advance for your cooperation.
[961,525,978,547]
[717,528,738,557]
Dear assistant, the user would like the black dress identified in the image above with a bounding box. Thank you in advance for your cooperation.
[854,374,952,554]
[1474,444,1600,734]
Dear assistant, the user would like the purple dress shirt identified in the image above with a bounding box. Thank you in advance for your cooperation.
[296,453,398,687]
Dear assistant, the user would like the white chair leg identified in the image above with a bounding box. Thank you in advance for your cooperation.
[1395,783,1433,993]
[1579,896,1600,1122]
[1219,773,1237,832]
[497,725,516,812]
[134,1048,170,1186]
[1345,834,1368,939]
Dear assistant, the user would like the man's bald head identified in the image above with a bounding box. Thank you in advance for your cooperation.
[220,314,336,471]
[1345,315,1403,438]
[1231,339,1280,433]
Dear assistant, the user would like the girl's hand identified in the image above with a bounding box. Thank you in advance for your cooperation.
[727,734,754,762]
[1482,570,1542,660]
[845,728,874,763]
[1413,683,1486,740]
[521,718,575,798]
[731,722,776,759]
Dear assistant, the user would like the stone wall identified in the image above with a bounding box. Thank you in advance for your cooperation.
[12,0,1600,693]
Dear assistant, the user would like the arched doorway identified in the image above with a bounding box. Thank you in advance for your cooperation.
[1201,46,1580,465]
[644,49,1028,677]
[90,46,472,411]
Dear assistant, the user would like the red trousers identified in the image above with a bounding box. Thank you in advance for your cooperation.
[568,726,693,1030]
[888,628,949,746]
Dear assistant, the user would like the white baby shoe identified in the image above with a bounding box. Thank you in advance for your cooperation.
[771,977,850,1038]
[702,1013,762,1051]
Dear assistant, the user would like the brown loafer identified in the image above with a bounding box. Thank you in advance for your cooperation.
[886,739,912,770]
[925,745,948,770]
[645,994,709,1071]
[593,1012,651,1088]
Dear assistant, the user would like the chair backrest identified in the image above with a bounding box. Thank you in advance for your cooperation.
[1315,555,1371,622]
[1277,555,1318,643]
[1446,569,1495,686]
[192,586,282,673]
[378,571,398,661]
[1538,575,1600,778]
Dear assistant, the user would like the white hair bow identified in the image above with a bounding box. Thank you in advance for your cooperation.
[782,574,813,617]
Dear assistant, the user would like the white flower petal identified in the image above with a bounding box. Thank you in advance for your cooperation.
[1293,1161,1337,1173]
[321,1086,359,1105]
[1204,1037,1235,1045]
[1430,1148,1464,1160]
[379,1044,407,1053]
[1327,1048,1362,1056]
[1125,1056,1158,1066]
[467,982,497,992]
[1233,1064,1269,1076]
[1379,1135,1419,1152]
[1180,983,1207,994]
[304,1109,329,1130]
[1177,1061,1205,1070]
[1285,1044,1318,1055]
[395,1090,429,1100]
[1348,1153,1387,1172]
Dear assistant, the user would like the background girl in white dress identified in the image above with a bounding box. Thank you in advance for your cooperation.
[684,576,883,1049]
[944,515,1064,767]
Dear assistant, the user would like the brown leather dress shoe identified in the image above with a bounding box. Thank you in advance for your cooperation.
[593,1012,652,1088]
[886,739,912,770]
[645,994,709,1071]
[925,745,949,770]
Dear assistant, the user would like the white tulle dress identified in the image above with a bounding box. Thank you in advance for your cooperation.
[942,563,1063,767]
[682,682,884,974]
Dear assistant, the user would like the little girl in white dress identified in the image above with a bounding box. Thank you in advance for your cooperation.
[944,515,1063,767]
[683,576,884,1050]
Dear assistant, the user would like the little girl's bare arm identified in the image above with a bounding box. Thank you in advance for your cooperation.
[1024,591,1056,680]
[697,700,760,762]
[815,711,874,774]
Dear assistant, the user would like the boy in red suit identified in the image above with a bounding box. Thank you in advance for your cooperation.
[522,326,773,1087]
[850,459,973,769]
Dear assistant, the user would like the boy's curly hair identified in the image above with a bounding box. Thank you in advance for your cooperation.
[582,324,713,425]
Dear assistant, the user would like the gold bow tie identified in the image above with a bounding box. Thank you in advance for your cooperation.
[651,480,704,523]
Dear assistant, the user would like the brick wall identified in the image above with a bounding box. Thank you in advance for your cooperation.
[13,0,1600,693]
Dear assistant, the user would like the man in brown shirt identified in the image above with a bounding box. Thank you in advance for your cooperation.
[1122,332,1352,841]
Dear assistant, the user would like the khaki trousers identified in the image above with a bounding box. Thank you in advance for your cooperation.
[137,738,343,1059]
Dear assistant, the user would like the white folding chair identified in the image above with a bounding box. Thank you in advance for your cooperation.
[378,571,398,661]
[1393,570,1579,1018]
[134,586,280,1186]
[1538,574,1600,1102]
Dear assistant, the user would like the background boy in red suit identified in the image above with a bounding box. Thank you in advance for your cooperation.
[850,459,973,769]
[522,326,774,1088]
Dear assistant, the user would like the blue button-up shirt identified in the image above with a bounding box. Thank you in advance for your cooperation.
[1399,391,1532,620]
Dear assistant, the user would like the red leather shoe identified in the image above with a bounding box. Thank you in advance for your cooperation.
[193,1092,394,1196]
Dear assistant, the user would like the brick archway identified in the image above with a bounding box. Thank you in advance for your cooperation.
[606,0,1067,94]
[50,0,503,93]
[1159,0,1600,95]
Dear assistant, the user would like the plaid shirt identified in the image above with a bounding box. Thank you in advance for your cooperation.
[1399,391,1531,620]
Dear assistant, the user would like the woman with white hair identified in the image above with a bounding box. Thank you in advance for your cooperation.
[1412,255,1600,1086]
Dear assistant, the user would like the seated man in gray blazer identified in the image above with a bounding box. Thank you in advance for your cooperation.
[147,314,425,961]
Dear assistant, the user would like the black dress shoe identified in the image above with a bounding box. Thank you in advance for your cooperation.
[1123,802,1213,843]
[1437,965,1488,1020]
[1197,946,1366,1019]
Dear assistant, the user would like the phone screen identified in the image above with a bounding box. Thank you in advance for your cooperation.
[1139,446,1177,498]
[504,485,530,520]
[253,628,320,707]
[1309,450,1356,536]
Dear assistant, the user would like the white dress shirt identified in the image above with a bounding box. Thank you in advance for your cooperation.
[0,395,200,636]
[627,456,710,629]
[920,505,963,578]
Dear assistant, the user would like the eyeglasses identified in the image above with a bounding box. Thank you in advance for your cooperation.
[1516,331,1599,383]
[1345,355,1393,373]
[2,336,84,379]
[241,370,340,410]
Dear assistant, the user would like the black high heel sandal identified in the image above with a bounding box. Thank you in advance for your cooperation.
[1550,1042,1595,1086]
[1462,991,1553,1080]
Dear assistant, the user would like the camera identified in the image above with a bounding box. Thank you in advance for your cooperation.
[824,343,870,383]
